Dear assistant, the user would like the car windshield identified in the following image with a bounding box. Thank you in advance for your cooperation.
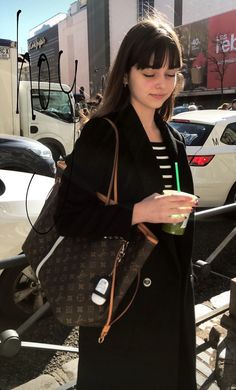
[173,106,189,115]
[169,121,214,146]
[32,89,74,123]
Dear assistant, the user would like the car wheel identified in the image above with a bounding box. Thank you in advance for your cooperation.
[225,183,236,219]
[226,183,236,204]
[0,265,46,321]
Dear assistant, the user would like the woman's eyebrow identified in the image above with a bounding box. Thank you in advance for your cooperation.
[142,66,179,71]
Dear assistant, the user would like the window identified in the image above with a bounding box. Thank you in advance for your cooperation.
[169,121,214,146]
[137,0,154,19]
[220,123,236,145]
[32,89,74,123]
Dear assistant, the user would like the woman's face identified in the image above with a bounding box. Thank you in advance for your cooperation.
[127,62,178,114]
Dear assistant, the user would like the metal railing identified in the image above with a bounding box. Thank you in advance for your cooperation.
[194,203,236,284]
[194,203,236,389]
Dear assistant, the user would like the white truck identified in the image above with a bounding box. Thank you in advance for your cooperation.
[0,38,78,161]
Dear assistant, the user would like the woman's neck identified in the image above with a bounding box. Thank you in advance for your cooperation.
[131,102,163,142]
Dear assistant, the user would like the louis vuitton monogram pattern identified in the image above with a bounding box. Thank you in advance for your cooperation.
[22,183,154,327]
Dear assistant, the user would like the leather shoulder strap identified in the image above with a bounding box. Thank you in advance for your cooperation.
[103,117,119,204]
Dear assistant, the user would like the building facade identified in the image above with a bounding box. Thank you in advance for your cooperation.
[58,3,90,97]
[27,0,236,104]
[28,25,59,83]
[176,8,236,107]
[182,0,236,25]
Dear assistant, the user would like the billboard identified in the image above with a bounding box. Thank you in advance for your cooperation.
[176,9,236,92]
[208,10,236,89]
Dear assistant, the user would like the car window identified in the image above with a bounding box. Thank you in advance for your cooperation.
[169,121,214,146]
[220,123,236,145]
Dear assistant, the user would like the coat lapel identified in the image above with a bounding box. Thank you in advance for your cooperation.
[115,104,180,197]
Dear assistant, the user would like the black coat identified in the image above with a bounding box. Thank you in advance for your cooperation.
[55,104,197,390]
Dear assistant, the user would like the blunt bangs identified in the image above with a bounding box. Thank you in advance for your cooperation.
[131,35,182,71]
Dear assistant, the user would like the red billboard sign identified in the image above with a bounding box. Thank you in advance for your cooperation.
[208,9,236,89]
[176,9,236,91]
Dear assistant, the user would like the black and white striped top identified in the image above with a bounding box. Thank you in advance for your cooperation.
[151,142,174,190]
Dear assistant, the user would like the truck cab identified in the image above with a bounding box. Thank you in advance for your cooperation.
[0,38,78,161]
[19,81,77,161]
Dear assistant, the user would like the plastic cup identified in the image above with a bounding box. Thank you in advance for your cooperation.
[162,190,197,235]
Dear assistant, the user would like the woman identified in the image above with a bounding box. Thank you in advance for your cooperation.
[55,16,197,390]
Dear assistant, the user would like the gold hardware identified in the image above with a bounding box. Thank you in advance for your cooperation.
[98,336,105,344]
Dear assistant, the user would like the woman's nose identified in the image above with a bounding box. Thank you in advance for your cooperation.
[154,75,165,88]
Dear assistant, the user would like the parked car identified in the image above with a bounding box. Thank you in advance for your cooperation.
[169,110,236,207]
[0,134,56,177]
[173,105,190,115]
[0,169,54,319]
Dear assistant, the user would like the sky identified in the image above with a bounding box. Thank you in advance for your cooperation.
[0,0,73,53]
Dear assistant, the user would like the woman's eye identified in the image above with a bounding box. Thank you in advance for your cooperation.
[143,74,154,78]
[166,74,176,78]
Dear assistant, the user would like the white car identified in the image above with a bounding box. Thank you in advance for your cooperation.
[0,170,54,319]
[0,170,54,258]
[170,110,236,207]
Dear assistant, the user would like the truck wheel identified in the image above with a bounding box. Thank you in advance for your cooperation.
[48,145,62,162]
[0,265,46,321]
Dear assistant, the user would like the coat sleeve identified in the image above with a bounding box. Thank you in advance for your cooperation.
[54,117,134,239]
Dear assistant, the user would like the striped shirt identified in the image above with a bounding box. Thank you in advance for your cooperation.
[151,142,174,190]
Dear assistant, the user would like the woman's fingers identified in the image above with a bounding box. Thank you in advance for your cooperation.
[167,206,193,214]
[163,194,197,204]
[133,192,197,224]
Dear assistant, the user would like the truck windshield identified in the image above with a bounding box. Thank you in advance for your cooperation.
[32,89,74,123]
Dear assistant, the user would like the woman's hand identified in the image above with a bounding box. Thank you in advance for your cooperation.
[132,192,197,225]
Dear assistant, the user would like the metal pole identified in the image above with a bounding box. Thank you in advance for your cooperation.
[21,341,78,353]
[0,254,27,269]
[17,302,50,335]
[195,203,236,220]
[204,227,236,265]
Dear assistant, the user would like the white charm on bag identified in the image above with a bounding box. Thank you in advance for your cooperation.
[91,278,110,305]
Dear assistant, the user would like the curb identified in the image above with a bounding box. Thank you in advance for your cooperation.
[12,358,78,390]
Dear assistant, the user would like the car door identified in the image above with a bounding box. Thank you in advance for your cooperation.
[0,170,54,258]
[194,120,236,206]
[218,122,236,201]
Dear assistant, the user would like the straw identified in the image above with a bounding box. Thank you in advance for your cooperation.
[174,162,181,192]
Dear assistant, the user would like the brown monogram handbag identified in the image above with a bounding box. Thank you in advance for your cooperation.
[22,118,158,343]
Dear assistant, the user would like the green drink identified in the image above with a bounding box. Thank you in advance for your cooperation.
[162,190,197,236]
[162,215,189,235]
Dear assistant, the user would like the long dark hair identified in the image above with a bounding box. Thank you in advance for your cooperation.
[95,16,183,121]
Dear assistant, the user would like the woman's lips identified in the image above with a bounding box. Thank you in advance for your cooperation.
[150,94,166,99]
